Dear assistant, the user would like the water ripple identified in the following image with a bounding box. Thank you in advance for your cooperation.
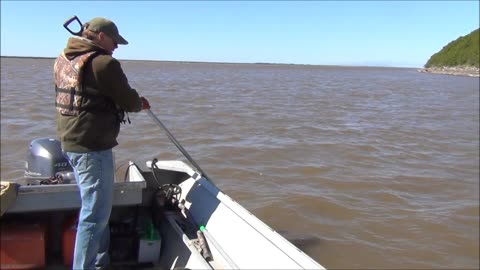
[1,58,478,269]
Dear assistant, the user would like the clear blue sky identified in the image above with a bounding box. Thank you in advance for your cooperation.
[1,1,479,68]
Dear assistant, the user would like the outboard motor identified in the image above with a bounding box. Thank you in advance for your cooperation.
[24,138,75,185]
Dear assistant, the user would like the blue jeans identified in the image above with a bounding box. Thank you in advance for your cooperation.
[65,149,114,270]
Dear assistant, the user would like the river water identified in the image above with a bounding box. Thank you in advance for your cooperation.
[1,57,479,269]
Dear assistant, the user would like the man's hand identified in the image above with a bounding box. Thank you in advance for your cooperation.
[141,97,151,110]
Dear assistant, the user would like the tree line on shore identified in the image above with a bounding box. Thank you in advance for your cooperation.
[425,28,479,68]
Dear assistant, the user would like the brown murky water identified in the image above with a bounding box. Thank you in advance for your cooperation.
[1,57,479,269]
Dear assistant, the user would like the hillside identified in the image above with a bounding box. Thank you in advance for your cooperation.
[425,28,479,68]
[421,28,479,77]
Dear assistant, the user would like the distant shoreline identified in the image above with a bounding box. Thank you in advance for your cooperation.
[1,56,56,60]
[418,66,480,77]
[1,55,416,69]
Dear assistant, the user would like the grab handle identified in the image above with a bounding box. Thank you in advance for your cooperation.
[63,16,83,36]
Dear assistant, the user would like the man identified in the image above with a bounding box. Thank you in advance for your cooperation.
[53,17,150,270]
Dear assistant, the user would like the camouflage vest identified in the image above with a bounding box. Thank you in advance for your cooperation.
[54,51,99,116]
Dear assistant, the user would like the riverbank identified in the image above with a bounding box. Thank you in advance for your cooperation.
[418,66,480,77]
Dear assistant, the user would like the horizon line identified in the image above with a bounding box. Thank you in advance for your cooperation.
[0,55,420,69]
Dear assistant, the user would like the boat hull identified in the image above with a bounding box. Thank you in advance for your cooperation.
[1,160,325,269]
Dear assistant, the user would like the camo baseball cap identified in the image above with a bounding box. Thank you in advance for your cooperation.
[85,17,128,45]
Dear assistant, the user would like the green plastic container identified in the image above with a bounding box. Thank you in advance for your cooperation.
[138,220,161,263]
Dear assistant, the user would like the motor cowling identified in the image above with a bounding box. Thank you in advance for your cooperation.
[24,138,75,184]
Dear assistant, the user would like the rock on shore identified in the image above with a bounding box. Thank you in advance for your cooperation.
[418,66,480,77]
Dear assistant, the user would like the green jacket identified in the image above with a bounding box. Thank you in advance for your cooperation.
[55,37,142,152]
